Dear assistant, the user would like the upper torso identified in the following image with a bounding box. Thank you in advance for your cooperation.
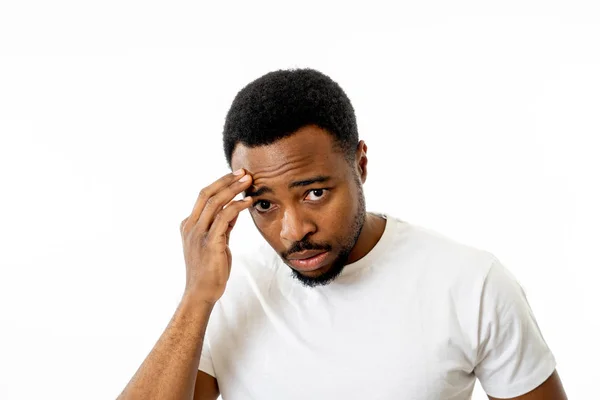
[200,215,494,399]
[199,213,556,399]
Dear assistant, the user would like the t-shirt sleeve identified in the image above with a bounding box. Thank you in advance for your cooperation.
[198,337,216,377]
[474,258,556,399]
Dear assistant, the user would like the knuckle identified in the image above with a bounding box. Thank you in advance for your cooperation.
[213,211,225,223]
[198,189,209,199]
[180,224,190,235]
[200,232,211,247]
[205,195,217,207]
[180,217,188,230]
[190,228,204,242]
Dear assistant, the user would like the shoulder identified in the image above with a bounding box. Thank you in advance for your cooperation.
[386,215,497,286]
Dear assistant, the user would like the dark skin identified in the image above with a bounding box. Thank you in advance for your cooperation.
[487,370,568,400]
[230,124,386,282]
[194,125,567,399]
[119,122,566,399]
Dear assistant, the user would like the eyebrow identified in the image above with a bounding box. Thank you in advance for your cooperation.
[244,175,332,197]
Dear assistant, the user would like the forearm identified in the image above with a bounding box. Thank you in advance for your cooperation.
[117,294,214,400]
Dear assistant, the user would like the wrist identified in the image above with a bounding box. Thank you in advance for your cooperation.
[181,290,217,310]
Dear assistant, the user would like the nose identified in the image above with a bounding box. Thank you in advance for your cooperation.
[280,208,317,244]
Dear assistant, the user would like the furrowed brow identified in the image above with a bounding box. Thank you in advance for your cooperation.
[244,176,332,197]
[289,176,331,189]
[244,186,274,197]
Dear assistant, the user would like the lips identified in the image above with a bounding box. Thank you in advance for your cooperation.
[287,250,330,272]
[287,250,327,260]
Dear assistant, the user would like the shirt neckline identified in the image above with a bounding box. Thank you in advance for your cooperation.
[336,212,396,278]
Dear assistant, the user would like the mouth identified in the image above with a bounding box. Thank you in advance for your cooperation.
[286,251,330,272]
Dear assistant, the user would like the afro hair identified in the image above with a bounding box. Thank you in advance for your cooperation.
[223,68,359,166]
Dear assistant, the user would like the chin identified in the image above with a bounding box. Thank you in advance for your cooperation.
[289,259,347,288]
[293,264,330,277]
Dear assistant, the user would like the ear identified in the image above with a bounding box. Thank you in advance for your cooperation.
[355,140,368,184]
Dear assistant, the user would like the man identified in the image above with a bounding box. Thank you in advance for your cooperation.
[118,69,567,399]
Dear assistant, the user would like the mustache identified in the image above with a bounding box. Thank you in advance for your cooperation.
[282,240,332,259]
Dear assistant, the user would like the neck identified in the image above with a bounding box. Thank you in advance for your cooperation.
[346,212,386,265]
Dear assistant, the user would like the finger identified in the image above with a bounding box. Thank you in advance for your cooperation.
[222,199,240,244]
[206,197,253,245]
[196,173,253,232]
[225,213,239,245]
[188,169,246,225]
[180,216,189,233]
[222,198,236,210]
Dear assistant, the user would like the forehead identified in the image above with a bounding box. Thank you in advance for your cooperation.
[231,125,348,188]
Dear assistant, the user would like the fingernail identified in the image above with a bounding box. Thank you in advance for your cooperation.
[239,174,251,182]
[233,169,244,175]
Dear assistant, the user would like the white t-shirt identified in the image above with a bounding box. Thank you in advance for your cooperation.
[199,214,556,399]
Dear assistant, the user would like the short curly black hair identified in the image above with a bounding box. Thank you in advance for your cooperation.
[223,68,359,167]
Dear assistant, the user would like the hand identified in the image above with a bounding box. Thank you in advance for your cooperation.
[179,169,253,304]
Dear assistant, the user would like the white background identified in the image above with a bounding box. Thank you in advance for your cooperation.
[1,1,598,399]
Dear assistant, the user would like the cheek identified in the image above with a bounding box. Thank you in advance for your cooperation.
[331,187,358,213]
[251,213,283,245]
[321,191,357,228]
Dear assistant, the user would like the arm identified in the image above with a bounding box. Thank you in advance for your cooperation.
[488,369,567,400]
[194,371,220,400]
[117,169,254,400]
[117,296,219,400]
[475,259,567,399]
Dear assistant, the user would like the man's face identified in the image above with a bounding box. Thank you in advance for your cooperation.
[230,125,367,287]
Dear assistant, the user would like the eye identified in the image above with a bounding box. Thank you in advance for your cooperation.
[305,188,328,201]
[252,200,274,213]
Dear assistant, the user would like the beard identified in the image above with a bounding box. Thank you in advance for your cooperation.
[285,180,366,287]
